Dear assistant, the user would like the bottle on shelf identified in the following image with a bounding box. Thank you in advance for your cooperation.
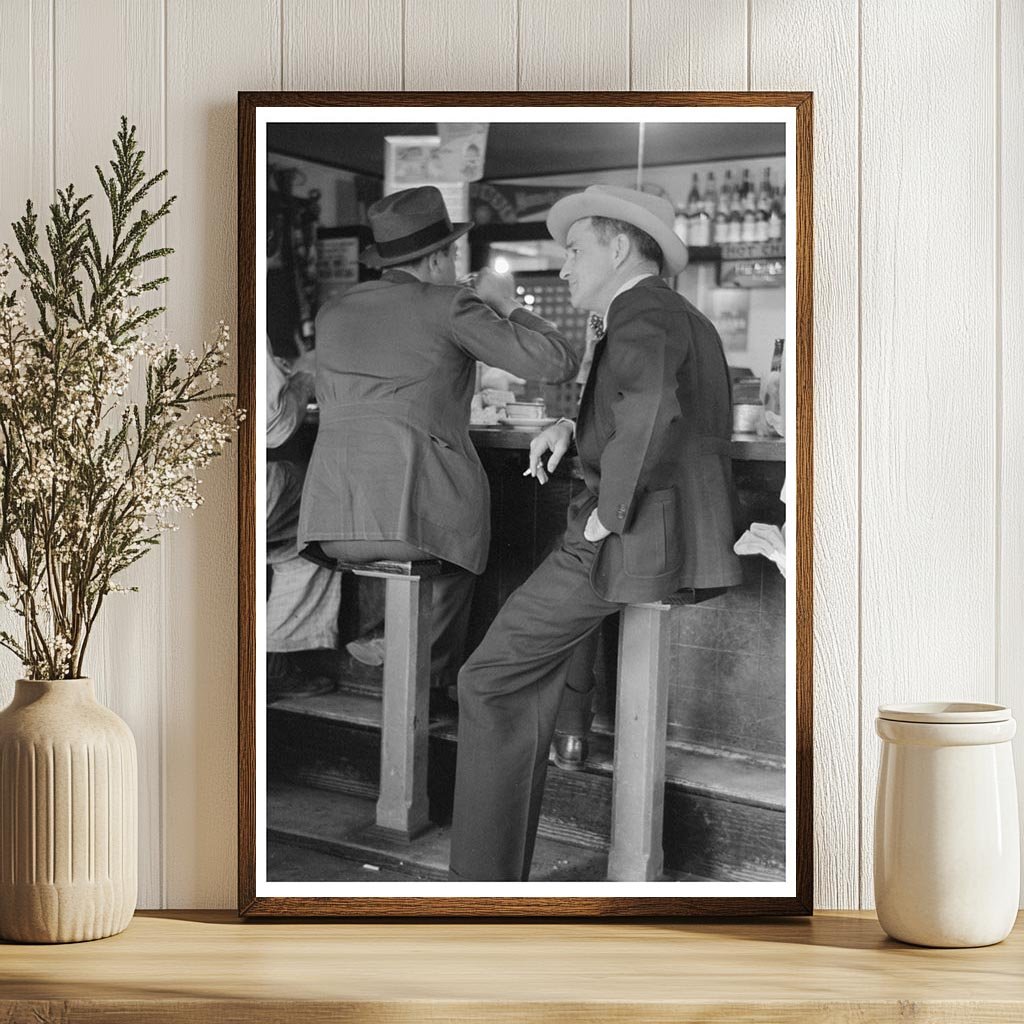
[754,168,772,242]
[766,187,784,241]
[697,172,718,247]
[684,172,707,246]
[690,207,711,247]
[702,172,718,216]
[727,182,743,244]
[741,197,758,242]
[771,336,785,372]
[674,172,700,246]
[738,168,752,203]
[687,171,711,246]
[685,171,701,210]
[680,163,786,249]
[713,185,730,244]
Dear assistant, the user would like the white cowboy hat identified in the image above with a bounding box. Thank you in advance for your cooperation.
[546,185,689,274]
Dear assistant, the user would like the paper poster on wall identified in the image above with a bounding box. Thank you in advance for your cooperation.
[384,135,470,277]
[316,235,359,303]
[435,122,489,182]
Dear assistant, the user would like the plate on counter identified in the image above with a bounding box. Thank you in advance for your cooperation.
[502,416,558,431]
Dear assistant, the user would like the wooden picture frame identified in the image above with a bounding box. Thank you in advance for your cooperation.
[238,91,812,917]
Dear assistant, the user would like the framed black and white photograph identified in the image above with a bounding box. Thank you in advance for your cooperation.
[238,92,812,917]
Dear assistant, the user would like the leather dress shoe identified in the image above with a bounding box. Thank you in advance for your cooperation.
[551,732,589,771]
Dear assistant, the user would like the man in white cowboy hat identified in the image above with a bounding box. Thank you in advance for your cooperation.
[449,184,742,881]
[298,185,579,703]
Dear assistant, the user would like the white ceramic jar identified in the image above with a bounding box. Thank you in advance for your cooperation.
[874,702,1019,947]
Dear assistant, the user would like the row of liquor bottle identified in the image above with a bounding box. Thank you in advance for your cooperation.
[675,167,785,247]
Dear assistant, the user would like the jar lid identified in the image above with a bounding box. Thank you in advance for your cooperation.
[877,701,1011,724]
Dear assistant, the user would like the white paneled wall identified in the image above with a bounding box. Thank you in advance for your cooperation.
[0,0,1018,910]
[751,0,860,909]
[859,0,1000,909]
[1003,0,1024,908]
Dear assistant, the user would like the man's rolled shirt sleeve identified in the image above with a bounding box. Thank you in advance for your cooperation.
[596,304,685,535]
[267,347,314,448]
[448,290,580,383]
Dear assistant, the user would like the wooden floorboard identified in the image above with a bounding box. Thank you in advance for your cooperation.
[266,781,612,882]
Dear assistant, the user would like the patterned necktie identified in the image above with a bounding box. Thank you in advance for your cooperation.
[579,314,607,406]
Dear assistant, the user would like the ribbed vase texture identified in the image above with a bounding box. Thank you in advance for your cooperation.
[0,678,137,943]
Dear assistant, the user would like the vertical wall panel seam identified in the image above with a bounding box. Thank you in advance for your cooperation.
[159,0,169,909]
[623,0,628,90]
[515,0,520,90]
[28,0,35,190]
[279,0,284,91]
[855,0,864,909]
[49,0,55,198]
[29,0,34,189]
[994,0,1003,706]
[400,0,406,90]
[746,0,752,89]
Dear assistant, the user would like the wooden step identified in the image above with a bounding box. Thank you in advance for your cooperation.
[267,781,714,883]
[267,780,610,882]
[269,681,785,882]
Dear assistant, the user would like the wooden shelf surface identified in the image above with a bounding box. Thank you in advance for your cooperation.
[2,910,1023,1022]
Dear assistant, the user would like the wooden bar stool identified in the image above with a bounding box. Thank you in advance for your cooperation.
[607,587,725,882]
[301,545,454,841]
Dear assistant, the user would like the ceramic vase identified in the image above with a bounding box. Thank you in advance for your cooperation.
[0,678,137,943]
[874,702,1019,948]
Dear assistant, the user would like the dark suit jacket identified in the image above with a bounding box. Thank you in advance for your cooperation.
[298,270,579,574]
[577,276,743,603]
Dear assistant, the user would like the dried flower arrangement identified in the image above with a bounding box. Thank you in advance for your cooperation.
[0,118,242,679]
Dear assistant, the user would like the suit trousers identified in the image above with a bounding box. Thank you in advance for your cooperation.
[267,461,341,653]
[449,491,625,881]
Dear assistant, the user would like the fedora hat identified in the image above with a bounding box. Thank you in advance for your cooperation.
[360,186,473,268]
[546,185,688,274]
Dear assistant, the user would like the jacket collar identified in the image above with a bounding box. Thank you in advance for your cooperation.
[604,273,667,321]
[381,268,421,284]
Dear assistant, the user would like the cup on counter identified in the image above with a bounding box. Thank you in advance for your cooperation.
[732,403,761,434]
[506,400,547,420]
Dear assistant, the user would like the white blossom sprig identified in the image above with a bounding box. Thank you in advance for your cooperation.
[0,118,242,680]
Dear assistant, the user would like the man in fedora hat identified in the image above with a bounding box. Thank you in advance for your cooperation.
[298,185,579,701]
[449,185,742,881]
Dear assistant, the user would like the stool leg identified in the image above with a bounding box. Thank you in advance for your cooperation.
[375,575,432,839]
[608,603,670,881]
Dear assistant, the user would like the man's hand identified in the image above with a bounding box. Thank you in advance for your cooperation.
[524,419,573,485]
[584,508,611,542]
[734,522,786,577]
[474,267,518,317]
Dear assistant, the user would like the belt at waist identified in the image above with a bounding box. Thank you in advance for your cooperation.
[317,399,416,427]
